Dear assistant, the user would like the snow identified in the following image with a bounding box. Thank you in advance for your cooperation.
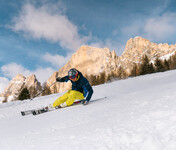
[7,95,15,102]
[1,70,176,150]
[0,97,4,103]
[160,51,176,60]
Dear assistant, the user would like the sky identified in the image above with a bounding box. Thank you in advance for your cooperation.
[0,0,176,93]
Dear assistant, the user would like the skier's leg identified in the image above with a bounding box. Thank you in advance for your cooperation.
[66,90,84,106]
[53,90,71,107]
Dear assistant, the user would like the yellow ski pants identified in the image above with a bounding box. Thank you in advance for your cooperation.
[53,90,84,107]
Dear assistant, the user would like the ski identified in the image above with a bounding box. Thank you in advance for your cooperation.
[21,96,107,116]
[21,109,36,116]
[32,99,84,115]
[32,107,49,115]
[21,99,84,116]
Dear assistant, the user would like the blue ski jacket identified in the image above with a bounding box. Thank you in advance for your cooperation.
[57,71,93,101]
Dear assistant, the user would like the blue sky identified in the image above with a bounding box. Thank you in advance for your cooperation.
[0,0,176,92]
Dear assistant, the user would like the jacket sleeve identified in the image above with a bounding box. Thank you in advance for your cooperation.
[58,76,69,82]
[85,83,93,101]
[82,79,93,101]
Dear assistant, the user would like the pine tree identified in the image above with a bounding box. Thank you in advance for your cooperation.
[41,82,51,96]
[18,88,31,100]
[89,74,98,86]
[170,52,176,69]
[139,55,155,75]
[117,66,127,79]
[99,72,106,84]
[107,72,116,82]
[155,58,165,72]
[164,59,170,71]
[130,63,138,77]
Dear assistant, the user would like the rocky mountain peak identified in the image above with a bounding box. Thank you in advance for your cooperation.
[46,45,118,94]
[2,37,176,102]
[2,74,42,102]
[15,74,26,80]
[125,37,151,51]
[119,37,176,74]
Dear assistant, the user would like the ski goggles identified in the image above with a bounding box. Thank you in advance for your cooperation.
[69,75,77,79]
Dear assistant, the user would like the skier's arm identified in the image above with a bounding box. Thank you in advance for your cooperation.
[56,76,69,82]
[82,78,93,101]
[82,83,93,105]
[85,83,93,101]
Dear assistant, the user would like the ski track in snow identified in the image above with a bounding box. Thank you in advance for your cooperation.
[1,70,176,150]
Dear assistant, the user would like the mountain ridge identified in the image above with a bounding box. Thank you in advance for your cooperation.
[1,37,176,102]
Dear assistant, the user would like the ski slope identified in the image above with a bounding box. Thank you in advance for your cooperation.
[1,70,176,150]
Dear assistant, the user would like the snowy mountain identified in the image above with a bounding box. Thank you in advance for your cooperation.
[2,37,176,102]
[46,46,118,94]
[47,37,176,94]
[118,37,176,74]
[1,74,42,102]
[0,70,176,150]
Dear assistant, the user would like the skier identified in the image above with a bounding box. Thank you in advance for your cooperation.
[52,68,93,108]
[21,68,93,115]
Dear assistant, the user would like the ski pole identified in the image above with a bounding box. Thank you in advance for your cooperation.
[30,81,56,101]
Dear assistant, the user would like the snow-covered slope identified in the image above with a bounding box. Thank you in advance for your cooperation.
[1,70,176,150]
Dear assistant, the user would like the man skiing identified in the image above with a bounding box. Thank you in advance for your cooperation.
[21,68,93,115]
[52,68,93,108]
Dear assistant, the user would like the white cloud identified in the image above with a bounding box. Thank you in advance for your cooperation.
[33,67,55,83]
[121,24,141,37]
[150,0,171,16]
[1,63,55,84]
[119,12,176,43]
[89,38,125,55]
[42,53,70,68]
[11,3,88,50]
[1,63,31,78]
[144,13,176,41]
[0,77,9,93]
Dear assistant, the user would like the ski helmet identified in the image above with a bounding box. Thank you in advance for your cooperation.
[68,68,78,79]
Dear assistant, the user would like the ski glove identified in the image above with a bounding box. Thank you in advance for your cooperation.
[56,77,61,82]
[82,99,89,105]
